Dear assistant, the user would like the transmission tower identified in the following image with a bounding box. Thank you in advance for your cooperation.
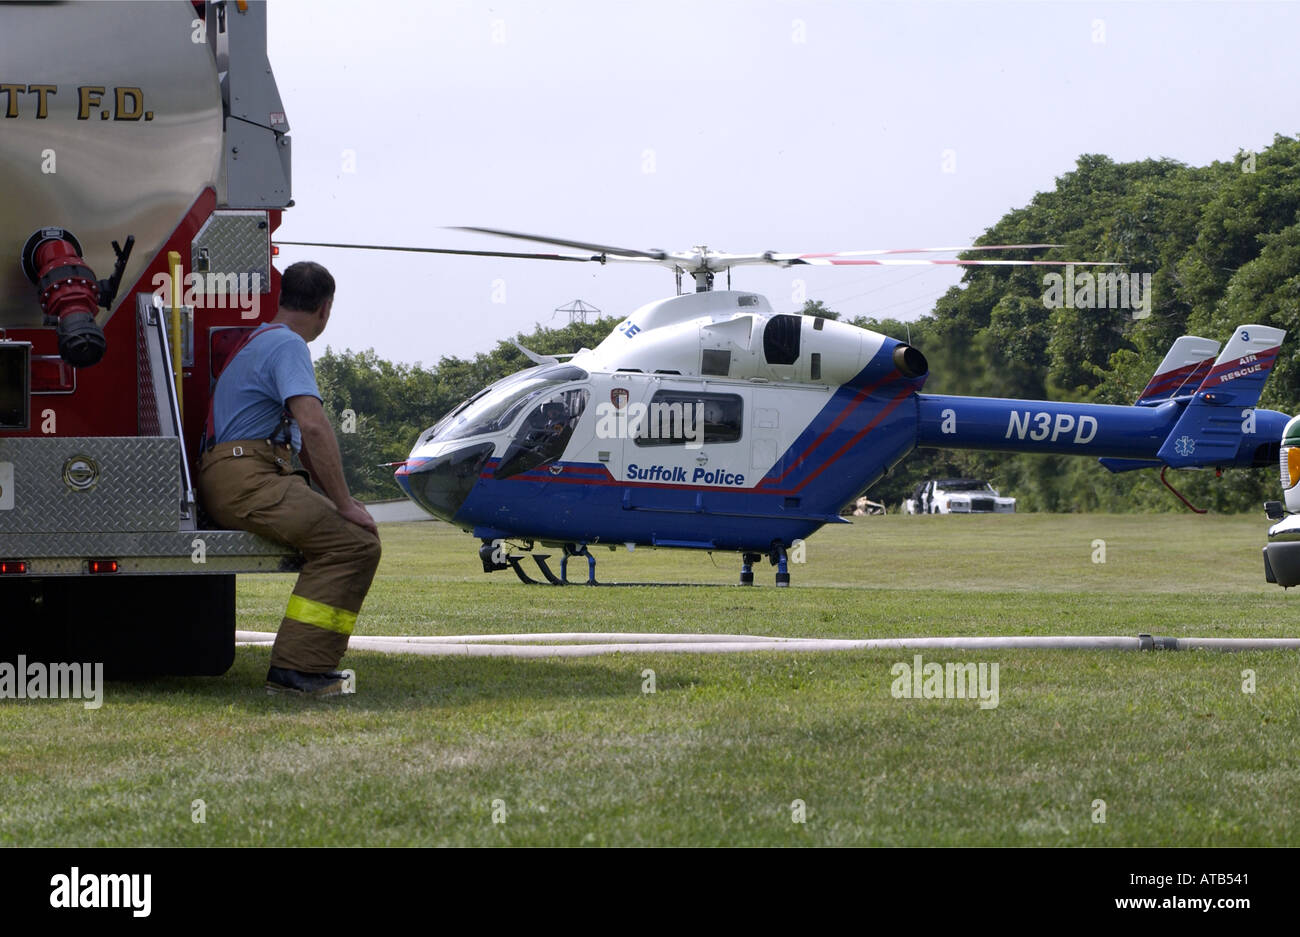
[555,298,600,325]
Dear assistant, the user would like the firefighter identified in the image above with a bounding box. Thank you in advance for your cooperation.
[197,261,381,697]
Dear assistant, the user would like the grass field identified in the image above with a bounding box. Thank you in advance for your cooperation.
[3,512,1299,846]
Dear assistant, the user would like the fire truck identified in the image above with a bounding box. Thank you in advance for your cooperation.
[0,1,300,676]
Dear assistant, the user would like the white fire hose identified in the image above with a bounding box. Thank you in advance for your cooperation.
[235,631,1300,658]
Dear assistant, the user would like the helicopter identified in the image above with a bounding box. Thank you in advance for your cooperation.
[280,228,1290,586]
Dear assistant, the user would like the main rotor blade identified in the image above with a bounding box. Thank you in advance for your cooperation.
[452,226,669,261]
[787,257,1121,267]
[276,237,1117,273]
[276,240,602,262]
[770,244,1062,260]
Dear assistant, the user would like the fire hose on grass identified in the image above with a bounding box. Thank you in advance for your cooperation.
[235,631,1300,658]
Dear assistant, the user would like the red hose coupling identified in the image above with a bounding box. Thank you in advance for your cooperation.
[20,229,107,368]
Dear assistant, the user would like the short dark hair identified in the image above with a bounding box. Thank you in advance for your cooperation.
[280,261,335,312]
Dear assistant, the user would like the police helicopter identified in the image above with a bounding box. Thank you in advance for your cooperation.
[281,228,1290,586]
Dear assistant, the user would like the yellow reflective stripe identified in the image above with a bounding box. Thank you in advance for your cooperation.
[285,595,357,635]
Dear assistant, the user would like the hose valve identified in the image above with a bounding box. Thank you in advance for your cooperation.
[20,227,134,368]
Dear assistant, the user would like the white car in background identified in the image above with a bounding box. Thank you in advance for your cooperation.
[904,478,1016,515]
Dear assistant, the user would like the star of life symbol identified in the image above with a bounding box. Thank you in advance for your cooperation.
[1174,435,1196,457]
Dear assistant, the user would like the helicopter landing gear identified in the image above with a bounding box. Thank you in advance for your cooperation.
[560,543,598,585]
[770,543,791,588]
[514,553,561,585]
[481,539,557,584]
[479,539,599,584]
[741,546,792,586]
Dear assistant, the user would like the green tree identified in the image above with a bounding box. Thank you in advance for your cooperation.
[801,299,840,320]
[868,136,1300,512]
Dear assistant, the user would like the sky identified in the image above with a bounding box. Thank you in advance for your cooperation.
[266,0,1300,367]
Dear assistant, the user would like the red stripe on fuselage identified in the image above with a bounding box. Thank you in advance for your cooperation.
[482,463,749,493]
[763,385,915,495]
[757,369,901,488]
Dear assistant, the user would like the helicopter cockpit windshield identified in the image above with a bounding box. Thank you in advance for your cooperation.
[422,365,589,445]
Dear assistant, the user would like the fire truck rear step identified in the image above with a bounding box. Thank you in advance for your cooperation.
[0,435,301,573]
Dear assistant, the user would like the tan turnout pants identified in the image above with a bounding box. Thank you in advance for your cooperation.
[198,439,382,673]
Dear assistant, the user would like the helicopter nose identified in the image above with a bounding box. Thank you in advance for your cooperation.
[398,442,495,522]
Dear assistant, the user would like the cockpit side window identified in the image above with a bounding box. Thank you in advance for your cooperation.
[424,365,588,444]
[493,387,590,479]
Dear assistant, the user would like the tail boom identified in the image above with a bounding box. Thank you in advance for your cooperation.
[916,394,1287,469]
[917,394,1176,459]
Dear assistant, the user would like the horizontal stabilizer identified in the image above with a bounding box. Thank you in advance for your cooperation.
[1191,324,1284,405]
[1135,336,1219,405]
[1157,324,1286,467]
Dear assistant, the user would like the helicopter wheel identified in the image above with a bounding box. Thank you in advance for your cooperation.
[769,543,791,588]
[740,552,761,586]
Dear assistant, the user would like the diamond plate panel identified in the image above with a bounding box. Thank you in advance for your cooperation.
[0,437,179,533]
[191,211,271,294]
[136,307,162,435]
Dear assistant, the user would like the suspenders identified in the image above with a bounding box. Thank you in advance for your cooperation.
[201,324,292,453]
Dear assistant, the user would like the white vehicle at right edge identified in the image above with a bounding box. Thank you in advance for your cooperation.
[905,478,1016,515]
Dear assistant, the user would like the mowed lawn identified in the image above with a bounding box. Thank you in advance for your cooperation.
[2,512,1298,845]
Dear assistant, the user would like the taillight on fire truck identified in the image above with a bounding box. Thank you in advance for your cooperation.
[0,560,29,575]
[88,559,120,574]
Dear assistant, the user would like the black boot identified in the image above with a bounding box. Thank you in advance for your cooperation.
[265,666,350,697]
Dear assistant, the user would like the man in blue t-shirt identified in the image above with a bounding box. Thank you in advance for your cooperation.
[198,261,381,697]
